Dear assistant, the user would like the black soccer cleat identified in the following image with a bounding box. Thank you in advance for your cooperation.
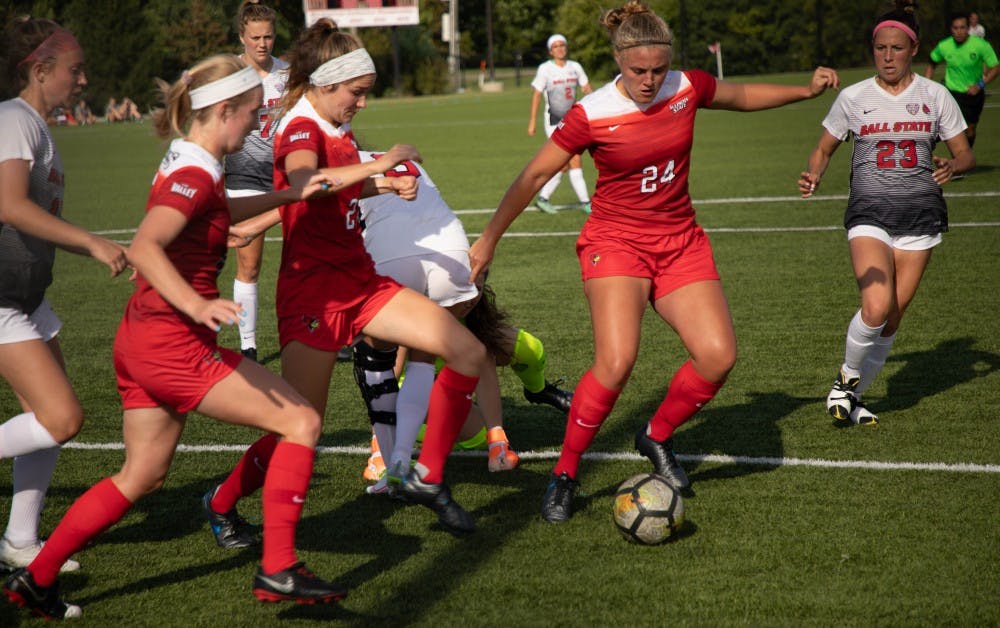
[540,472,579,523]
[634,427,691,492]
[400,469,475,535]
[253,562,347,604]
[202,489,259,549]
[523,379,573,413]
[241,347,258,363]
[4,568,82,620]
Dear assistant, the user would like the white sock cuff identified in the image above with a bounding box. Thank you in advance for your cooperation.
[0,413,61,459]
[850,310,886,339]
[568,168,589,202]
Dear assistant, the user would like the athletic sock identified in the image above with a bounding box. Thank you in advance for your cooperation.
[5,447,60,548]
[392,361,434,468]
[233,279,258,351]
[211,433,278,514]
[553,370,620,479]
[647,360,724,441]
[568,167,590,203]
[539,171,563,201]
[0,412,61,459]
[844,310,886,377]
[510,329,546,393]
[414,367,478,484]
[372,422,395,468]
[856,332,896,397]
[261,441,314,574]
[29,477,132,587]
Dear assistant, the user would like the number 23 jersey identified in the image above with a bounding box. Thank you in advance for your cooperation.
[551,69,716,235]
[821,74,966,236]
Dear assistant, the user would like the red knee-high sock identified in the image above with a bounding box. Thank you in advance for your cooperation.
[647,360,723,442]
[211,433,278,513]
[261,441,314,574]
[29,478,132,587]
[415,366,478,484]
[553,370,620,479]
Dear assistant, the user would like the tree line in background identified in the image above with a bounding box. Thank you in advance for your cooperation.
[2,0,996,112]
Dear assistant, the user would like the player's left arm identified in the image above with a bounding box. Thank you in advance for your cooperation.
[970,59,1000,95]
[711,67,839,111]
[933,133,975,185]
[226,171,334,223]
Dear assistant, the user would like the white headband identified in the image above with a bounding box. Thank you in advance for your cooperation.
[547,34,567,49]
[189,66,262,110]
[309,48,376,87]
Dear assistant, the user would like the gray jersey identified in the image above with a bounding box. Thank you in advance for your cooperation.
[224,57,289,193]
[822,75,966,236]
[0,98,64,313]
[531,59,589,125]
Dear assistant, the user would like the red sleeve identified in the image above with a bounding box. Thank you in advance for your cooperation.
[274,117,324,172]
[686,69,718,108]
[146,167,215,220]
[550,103,592,155]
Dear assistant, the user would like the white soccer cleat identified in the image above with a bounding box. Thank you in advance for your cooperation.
[826,368,860,421]
[849,401,879,426]
[0,537,80,573]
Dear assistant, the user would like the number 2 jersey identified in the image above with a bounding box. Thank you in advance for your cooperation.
[551,69,717,235]
[124,138,229,340]
[821,75,966,236]
[271,96,373,315]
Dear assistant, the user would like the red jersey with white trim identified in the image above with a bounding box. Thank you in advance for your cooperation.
[272,96,373,315]
[124,138,229,338]
[551,69,716,235]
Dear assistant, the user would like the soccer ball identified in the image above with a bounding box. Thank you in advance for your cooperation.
[612,473,684,545]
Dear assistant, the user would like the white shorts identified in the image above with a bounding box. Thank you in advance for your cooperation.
[847,225,942,251]
[0,299,62,345]
[375,251,478,308]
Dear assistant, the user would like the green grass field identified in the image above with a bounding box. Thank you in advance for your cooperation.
[2,68,999,625]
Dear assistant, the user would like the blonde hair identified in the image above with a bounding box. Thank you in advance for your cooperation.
[152,54,258,139]
[234,0,276,36]
[600,1,673,52]
[278,18,363,112]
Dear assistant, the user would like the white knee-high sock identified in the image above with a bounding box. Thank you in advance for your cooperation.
[5,446,60,547]
[372,423,395,470]
[0,412,61,459]
[233,279,258,351]
[568,167,590,203]
[856,332,896,398]
[392,361,435,468]
[843,310,886,378]
[539,171,563,200]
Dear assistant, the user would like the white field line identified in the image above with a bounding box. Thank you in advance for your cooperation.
[63,441,1000,474]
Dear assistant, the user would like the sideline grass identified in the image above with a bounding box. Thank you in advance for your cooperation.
[1,69,998,625]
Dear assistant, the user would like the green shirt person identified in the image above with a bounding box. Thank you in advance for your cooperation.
[925,12,1000,147]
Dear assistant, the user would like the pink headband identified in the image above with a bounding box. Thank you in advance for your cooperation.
[18,28,82,68]
[873,20,917,42]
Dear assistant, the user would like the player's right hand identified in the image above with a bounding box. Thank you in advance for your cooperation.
[190,298,242,332]
[797,172,820,198]
[90,236,130,277]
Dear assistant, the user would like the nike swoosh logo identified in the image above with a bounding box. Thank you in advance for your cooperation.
[252,456,266,472]
[257,574,295,593]
[608,125,621,131]
[863,109,877,114]
[292,495,305,503]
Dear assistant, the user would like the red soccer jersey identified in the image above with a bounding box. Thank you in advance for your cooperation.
[124,139,229,337]
[552,69,716,234]
[272,97,374,315]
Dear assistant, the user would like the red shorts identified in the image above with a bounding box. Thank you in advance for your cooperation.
[278,273,405,352]
[113,317,242,413]
[576,220,720,301]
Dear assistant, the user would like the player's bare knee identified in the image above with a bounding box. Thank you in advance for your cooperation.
[43,407,84,443]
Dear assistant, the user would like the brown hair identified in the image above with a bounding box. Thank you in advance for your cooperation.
[874,0,921,39]
[152,54,258,139]
[600,1,673,52]
[4,16,62,92]
[234,0,277,36]
[277,18,363,111]
[465,281,510,358]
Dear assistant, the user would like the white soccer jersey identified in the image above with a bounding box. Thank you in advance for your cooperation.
[357,151,470,264]
[822,75,966,236]
[0,98,64,312]
[224,56,289,193]
[531,59,589,126]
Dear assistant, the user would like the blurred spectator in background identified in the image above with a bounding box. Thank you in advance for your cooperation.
[73,99,96,125]
[969,12,986,38]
